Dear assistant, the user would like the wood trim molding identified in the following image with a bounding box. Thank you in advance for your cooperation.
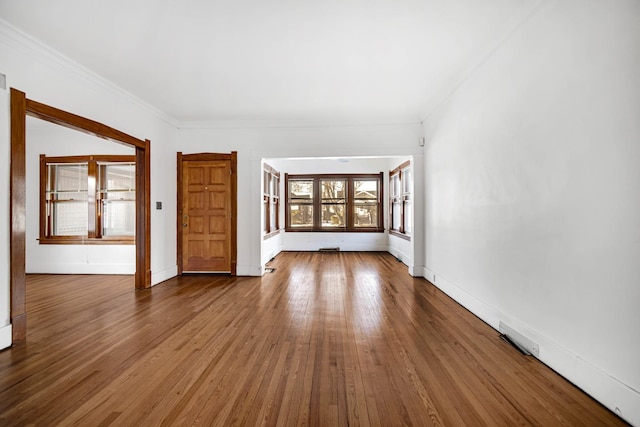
[135,141,151,289]
[10,89,27,343]
[181,153,234,162]
[176,152,184,275]
[10,88,152,344]
[25,99,147,149]
[230,151,238,276]
[43,154,136,163]
[390,160,411,175]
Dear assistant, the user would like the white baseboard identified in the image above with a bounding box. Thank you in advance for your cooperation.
[27,263,135,275]
[0,324,11,350]
[407,264,423,277]
[152,265,177,286]
[423,267,639,426]
[238,264,258,276]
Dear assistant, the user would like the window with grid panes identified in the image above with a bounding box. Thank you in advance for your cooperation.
[285,173,383,232]
[263,163,281,238]
[389,161,411,239]
[40,154,135,244]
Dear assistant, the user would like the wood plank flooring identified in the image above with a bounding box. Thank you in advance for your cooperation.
[0,252,627,426]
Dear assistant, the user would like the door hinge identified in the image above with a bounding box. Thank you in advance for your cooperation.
[229,169,233,175]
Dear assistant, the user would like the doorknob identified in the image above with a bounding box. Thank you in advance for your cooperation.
[183,223,188,227]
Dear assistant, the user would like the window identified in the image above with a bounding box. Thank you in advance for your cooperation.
[389,160,411,239]
[285,173,383,232]
[40,154,136,244]
[263,163,281,238]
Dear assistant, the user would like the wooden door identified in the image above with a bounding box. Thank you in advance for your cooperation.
[178,153,237,274]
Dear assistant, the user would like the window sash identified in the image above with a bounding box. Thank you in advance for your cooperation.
[389,162,411,237]
[40,155,135,244]
[263,163,281,236]
[285,173,383,232]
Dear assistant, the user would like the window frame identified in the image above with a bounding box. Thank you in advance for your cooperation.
[40,154,136,245]
[285,173,384,232]
[263,163,281,239]
[389,160,411,241]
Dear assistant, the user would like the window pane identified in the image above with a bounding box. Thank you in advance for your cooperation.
[392,201,402,230]
[321,204,345,227]
[49,164,88,236]
[402,168,411,194]
[263,199,269,233]
[289,204,313,227]
[49,163,88,193]
[321,180,345,201]
[289,180,313,200]
[53,201,88,236]
[354,201,377,227]
[354,180,377,199]
[404,200,412,234]
[103,200,135,236]
[263,171,270,194]
[100,163,135,237]
[101,163,135,193]
[270,200,278,231]
[391,174,400,197]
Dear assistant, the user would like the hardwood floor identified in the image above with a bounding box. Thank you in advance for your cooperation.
[0,252,627,426]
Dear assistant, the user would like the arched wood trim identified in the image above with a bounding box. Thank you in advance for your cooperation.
[9,88,151,344]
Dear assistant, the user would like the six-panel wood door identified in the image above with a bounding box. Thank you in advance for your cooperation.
[181,159,232,272]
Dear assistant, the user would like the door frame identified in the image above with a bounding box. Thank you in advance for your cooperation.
[177,152,237,275]
[10,88,151,343]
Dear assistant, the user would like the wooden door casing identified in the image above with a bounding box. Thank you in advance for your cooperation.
[178,153,237,274]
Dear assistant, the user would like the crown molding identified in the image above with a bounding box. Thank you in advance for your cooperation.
[0,18,179,128]
[177,117,422,130]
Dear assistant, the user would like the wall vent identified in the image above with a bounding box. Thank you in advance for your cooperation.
[318,247,340,252]
[499,321,539,357]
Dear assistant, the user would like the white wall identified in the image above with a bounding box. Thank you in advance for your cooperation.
[0,80,11,348]
[25,118,136,274]
[422,0,640,424]
[0,21,180,349]
[180,124,424,276]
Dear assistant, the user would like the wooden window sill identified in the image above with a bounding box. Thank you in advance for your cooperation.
[38,237,135,245]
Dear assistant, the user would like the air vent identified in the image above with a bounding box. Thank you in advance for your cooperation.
[499,321,539,357]
[318,247,340,252]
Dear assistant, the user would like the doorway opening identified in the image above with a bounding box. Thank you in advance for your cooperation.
[10,88,151,343]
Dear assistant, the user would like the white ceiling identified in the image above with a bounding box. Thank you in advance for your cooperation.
[0,0,539,125]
